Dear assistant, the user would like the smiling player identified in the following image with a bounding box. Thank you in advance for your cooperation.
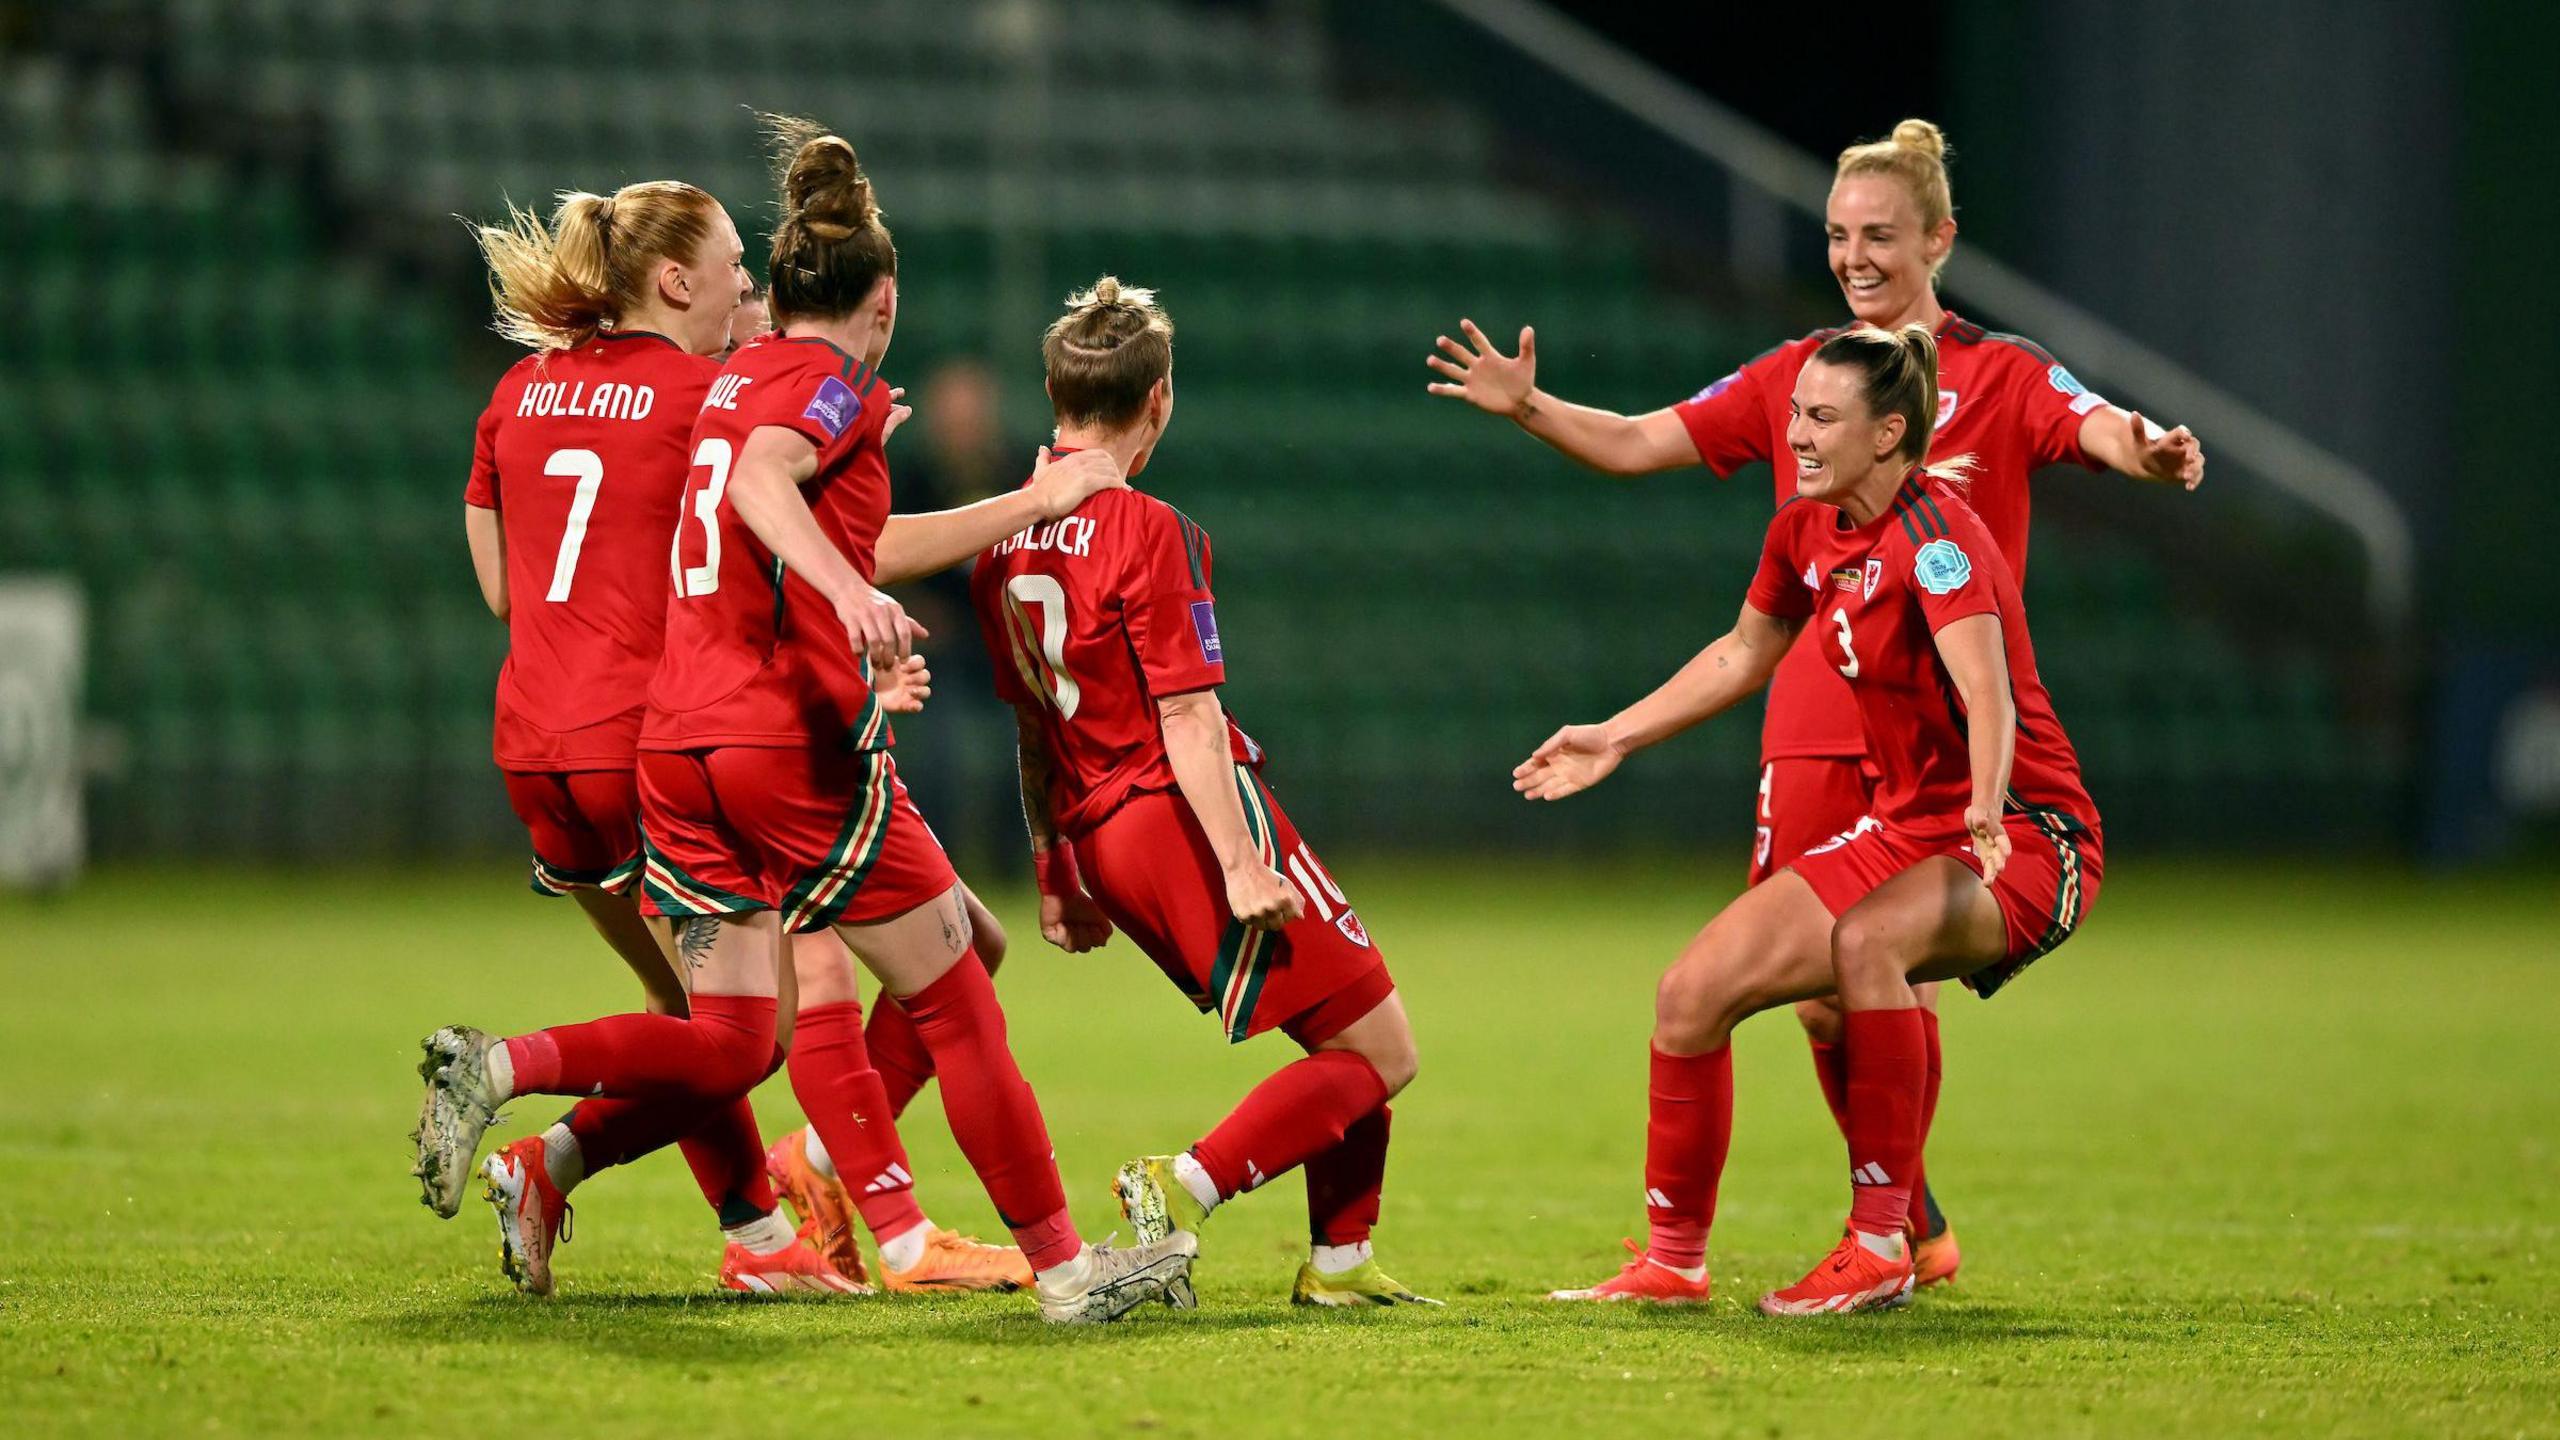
[1431,120,2195,1292]
[1516,324,2103,1314]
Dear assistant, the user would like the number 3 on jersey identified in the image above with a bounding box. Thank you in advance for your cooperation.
[999,574,1081,719]
[670,437,733,598]
[1829,605,1860,679]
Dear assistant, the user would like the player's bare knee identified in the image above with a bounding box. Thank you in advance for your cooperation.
[1653,960,1740,1052]
[1793,994,1844,1043]
[1358,1024,1419,1098]
[1828,913,1909,1001]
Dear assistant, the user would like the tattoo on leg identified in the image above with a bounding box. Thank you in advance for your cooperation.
[677,917,720,972]
[940,891,971,955]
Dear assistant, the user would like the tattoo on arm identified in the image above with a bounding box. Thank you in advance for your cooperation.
[677,917,719,972]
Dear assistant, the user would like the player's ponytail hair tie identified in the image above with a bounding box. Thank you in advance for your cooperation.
[761,112,897,324]
[1044,275,1174,430]
[470,180,719,352]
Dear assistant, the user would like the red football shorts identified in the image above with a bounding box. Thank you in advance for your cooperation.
[1073,766,1393,1047]
[1747,756,1880,886]
[637,746,957,933]
[502,768,642,897]
[1787,806,2104,999]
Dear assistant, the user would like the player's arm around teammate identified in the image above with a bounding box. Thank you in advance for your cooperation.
[1521,324,2105,1316]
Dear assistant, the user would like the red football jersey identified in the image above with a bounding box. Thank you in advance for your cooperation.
[641,333,896,753]
[1672,311,2108,760]
[1744,472,2097,840]
[466,331,716,769]
[971,464,1261,838]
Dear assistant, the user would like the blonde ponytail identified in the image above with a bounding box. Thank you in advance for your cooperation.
[471,182,721,351]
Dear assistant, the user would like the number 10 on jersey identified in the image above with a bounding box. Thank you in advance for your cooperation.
[1000,575,1081,719]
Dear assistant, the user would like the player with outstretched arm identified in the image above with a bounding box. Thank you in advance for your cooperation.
[975,279,1433,1307]
[1516,325,2103,1315]
[418,120,1194,1323]
[1434,119,2190,1294]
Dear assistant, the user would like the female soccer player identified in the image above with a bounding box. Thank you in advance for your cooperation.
[1515,324,2103,1314]
[454,179,861,1295]
[1431,120,2194,1285]
[418,117,1194,1323]
[973,279,1431,1307]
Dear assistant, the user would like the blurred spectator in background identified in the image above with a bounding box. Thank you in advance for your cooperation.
[887,357,1030,867]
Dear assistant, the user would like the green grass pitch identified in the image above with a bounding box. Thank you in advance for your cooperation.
[3,858,2555,1437]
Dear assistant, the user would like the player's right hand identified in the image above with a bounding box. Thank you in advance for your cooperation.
[1426,318,1536,417]
[835,583,925,672]
[1039,888,1115,953]
[1027,445,1129,519]
[1224,862,1303,931]
[1513,724,1623,800]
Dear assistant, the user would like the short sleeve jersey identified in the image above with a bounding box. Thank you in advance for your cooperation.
[466,331,716,769]
[1672,311,2109,760]
[1745,472,2098,839]
[641,333,898,752]
[970,468,1262,838]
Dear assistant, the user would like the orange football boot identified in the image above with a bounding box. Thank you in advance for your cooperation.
[1758,1232,1914,1316]
[720,1221,871,1295]
[1547,1239,1714,1305]
[881,1228,1034,1293]
[764,1127,869,1287]
[1913,1223,1962,1288]
[481,1137,571,1296]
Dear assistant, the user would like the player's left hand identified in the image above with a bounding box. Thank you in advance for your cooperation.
[1513,724,1623,800]
[881,387,913,445]
[873,654,932,714]
[2126,410,2204,491]
[1964,803,2011,887]
[1027,445,1129,519]
[1039,888,1115,953]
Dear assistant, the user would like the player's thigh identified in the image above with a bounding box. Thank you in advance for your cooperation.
[1830,857,2008,1005]
[959,882,1006,974]
[1659,869,1840,1048]
[572,887,689,1013]
[834,882,973,999]
[671,910,785,1001]
[1310,988,1416,1096]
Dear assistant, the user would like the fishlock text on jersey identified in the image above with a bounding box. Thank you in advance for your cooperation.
[515,380,656,421]
[991,515,1096,559]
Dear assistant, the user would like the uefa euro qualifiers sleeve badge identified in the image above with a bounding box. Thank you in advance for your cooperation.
[1913,538,1973,596]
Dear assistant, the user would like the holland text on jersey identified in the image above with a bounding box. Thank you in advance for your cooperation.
[515,380,657,421]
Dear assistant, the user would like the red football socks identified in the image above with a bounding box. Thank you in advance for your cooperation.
[504,994,777,1102]
[1191,1050,1389,1201]
[1844,1006,1929,1237]
[1908,1009,1943,1232]
[1643,1043,1733,1271]
[787,1000,928,1243]
[1304,1103,1391,1245]
[898,951,1078,1271]
[1808,1036,1853,1135]
[863,990,936,1118]
[564,1094,778,1221]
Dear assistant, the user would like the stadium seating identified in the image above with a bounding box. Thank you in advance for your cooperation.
[8,1,2388,860]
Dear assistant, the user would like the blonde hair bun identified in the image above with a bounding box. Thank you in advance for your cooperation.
[1890,118,1948,161]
